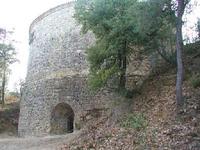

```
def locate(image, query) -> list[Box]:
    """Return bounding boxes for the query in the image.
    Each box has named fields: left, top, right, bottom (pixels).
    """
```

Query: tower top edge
left=29, top=1, right=76, bottom=34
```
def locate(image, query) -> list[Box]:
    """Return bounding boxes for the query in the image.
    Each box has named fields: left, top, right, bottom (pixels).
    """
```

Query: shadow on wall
left=50, top=103, right=74, bottom=135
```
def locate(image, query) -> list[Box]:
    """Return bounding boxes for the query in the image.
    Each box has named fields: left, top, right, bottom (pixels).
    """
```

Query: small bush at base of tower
left=120, top=113, right=147, bottom=130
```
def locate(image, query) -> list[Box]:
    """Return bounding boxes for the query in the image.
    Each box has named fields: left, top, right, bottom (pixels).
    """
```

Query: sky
left=0, top=0, right=199, bottom=91
left=0, top=0, right=72, bottom=91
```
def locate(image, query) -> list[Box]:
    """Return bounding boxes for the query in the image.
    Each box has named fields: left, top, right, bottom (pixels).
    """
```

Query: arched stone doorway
left=50, top=103, right=74, bottom=134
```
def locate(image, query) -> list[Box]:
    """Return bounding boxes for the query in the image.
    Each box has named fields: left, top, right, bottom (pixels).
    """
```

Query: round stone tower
left=18, top=2, right=111, bottom=137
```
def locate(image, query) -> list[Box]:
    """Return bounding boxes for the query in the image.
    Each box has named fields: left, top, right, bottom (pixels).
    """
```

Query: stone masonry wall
left=18, top=2, right=113, bottom=137
left=18, top=1, right=155, bottom=137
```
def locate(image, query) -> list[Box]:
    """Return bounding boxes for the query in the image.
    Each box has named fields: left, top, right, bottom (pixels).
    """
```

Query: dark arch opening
left=50, top=103, right=74, bottom=135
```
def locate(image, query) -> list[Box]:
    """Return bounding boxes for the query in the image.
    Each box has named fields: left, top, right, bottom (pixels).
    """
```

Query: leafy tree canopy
left=74, top=0, right=177, bottom=91
left=0, top=28, right=17, bottom=106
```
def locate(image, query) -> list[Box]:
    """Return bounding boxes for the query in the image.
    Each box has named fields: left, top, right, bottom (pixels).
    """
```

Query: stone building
left=18, top=2, right=113, bottom=137
left=18, top=1, right=155, bottom=137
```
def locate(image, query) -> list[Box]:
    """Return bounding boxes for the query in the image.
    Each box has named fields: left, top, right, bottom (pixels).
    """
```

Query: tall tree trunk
left=119, top=55, right=126, bottom=89
left=119, top=41, right=127, bottom=89
left=176, top=0, right=186, bottom=109
left=1, top=66, right=6, bottom=107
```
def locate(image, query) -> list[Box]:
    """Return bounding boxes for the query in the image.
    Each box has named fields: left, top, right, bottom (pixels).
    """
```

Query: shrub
left=184, top=41, right=200, bottom=55
left=190, top=74, right=200, bottom=88
left=121, top=113, right=147, bottom=130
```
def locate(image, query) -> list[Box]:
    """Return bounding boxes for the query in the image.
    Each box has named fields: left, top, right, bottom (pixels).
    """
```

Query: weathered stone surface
left=18, top=2, right=113, bottom=137
left=18, top=1, right=156, bottom=137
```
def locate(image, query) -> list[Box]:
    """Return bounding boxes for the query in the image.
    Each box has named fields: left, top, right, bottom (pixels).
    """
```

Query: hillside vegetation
left=0, top=95, right=19, bottom=138
left=62, top=41, right=200, bottom=149
left=66, top=0, right=200, bottom=148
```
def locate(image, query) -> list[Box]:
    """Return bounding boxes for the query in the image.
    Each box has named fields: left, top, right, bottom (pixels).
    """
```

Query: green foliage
left=8, top=92, right=20, bottom=98
left=132, top=0, right=176, bottom=65
left=116, top=88, right=138, bottom=99
left=0, top=28, right=17, bottom=106
left=197, top=18, right=200, bottom=39
left=190, top=73, right=200, bottom=88
left=121, top=113, right=148, bottom=130
left=75, top=0, right=177, bottom=90
left=0, top=28, right=17, bottom=69
left=184, top=41, right=200, bottom=55
left=75, top=0, right=140, bottom=90
left=88, top=64, right=118, bottom=90
left=0, top=43, right=16, bottom=65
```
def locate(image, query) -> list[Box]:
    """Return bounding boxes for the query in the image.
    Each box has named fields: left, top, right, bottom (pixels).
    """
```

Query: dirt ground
left=0, top=101, right=81, bottom=150
left=0, top=131, right=80, bottom=150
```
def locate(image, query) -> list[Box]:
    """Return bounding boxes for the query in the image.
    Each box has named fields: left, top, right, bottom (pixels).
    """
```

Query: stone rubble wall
left=18, top=1, right=156, bottom=137
left=18, top=2, right=114, bottom=137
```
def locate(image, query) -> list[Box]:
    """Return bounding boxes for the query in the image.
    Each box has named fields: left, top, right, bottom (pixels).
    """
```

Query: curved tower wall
left=27, top=3, right=92, bottom=82
left=18, top=2, right=111, bottom=137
